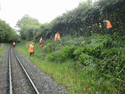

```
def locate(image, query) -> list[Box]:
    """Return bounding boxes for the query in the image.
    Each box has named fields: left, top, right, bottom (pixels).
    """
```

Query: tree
left=16, top=14, right=41, bottom=40
left=0, top=19, right=19, bottom=42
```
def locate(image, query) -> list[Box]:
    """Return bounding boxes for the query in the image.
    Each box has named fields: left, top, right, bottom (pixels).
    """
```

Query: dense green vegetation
left=16, top=0, right=125, bottom=41
left=1, top=0, right=125, bottom=93
left=0, top=5, right=19, bottom=42
left=16, top=14, right=41, bottom=40
left=0, top=19, right=19, bottom=43
left=16, top=33, right=124, bottom=94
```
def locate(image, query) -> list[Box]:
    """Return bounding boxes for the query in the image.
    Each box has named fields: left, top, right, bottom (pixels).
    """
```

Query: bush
left=62, top=36, right=85, bottom=46
left=46, top=46, right=76, bottom=62
left=45, top=52, right=56, bottom=62
left=42, top=43, right=54, bottom=53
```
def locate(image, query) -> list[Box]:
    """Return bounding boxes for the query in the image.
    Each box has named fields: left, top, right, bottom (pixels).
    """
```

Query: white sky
left=0, top=0, right=96, bottom=30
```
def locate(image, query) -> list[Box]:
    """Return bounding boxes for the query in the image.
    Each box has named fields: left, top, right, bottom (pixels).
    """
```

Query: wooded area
left=15, top=0, right=125, bottom=41
left=0, top=19, right=19, bottom=42
left=1, top=0, right=124, bottom=42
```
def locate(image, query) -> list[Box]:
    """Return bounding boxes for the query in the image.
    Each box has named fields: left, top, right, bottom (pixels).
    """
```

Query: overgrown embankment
left=16, top=33, right=125, bottom=94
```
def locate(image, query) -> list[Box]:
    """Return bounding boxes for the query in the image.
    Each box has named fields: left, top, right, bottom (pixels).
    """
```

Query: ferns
left=32, top=33, right=125, bottom=93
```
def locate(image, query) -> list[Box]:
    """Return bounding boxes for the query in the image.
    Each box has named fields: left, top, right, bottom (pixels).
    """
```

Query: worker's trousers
left=106, top=28, right=111, bottom=35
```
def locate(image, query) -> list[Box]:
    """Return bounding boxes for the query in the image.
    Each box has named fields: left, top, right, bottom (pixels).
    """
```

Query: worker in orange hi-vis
left=103, top=19, right=112, bottom=35
left=13, top=42, right=15, bottom=48
left=28, top=43, right=34, bottom=57
left=54, top=32, right=60, bottom=41
left=39, top=37, right=44, bottom=47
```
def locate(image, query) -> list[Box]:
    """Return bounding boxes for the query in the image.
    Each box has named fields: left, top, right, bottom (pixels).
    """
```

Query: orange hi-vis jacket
left=39, top=39, right=43, bottom=43
left=54, top=33, right=60, bottom=41
left=13, top=42, right=15, bottom=45
left=29, top=44, right=34, bottom=53
left=105, top=20, right=112, bottom=29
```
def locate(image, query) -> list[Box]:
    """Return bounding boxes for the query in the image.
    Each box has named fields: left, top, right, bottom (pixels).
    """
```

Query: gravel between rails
left=14, top=48, right=70, bottom=94
left=10, top=47, right=34, bottom=94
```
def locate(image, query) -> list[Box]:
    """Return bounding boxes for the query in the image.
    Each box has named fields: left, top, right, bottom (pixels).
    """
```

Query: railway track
left=8, top=47, right=40, bottom=94
left=0, top=46, right=69, bottom=94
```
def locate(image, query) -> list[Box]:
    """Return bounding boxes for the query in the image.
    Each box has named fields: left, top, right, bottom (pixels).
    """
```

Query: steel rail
left=13, top=50, right=40, bottom=94
left=9, top=47, right=13, bottom=94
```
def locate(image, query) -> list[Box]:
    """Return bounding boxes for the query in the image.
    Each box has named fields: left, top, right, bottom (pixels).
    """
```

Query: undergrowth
left=16, top=33, right=125, bottom=94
